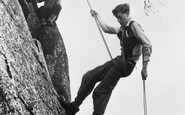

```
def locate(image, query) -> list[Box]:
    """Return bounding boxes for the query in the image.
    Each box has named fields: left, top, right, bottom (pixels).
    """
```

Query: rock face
left=0, top=0, right=70, bottom=114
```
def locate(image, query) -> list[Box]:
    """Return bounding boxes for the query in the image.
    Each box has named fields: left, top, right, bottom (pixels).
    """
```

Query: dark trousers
left=37, top=4, right=61, bottom=20
left=74, top=56, right=136, bottom=115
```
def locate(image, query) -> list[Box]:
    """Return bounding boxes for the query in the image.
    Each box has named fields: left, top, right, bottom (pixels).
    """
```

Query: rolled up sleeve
left=131, top=22, right=152, bottom=61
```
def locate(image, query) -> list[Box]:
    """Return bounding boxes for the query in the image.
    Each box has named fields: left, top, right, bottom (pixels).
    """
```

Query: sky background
left=54, top=0, right=185, bottom=115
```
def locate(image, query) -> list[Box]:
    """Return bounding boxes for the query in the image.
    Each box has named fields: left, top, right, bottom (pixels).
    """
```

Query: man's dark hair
left=112, top=3, right=130, bottom=16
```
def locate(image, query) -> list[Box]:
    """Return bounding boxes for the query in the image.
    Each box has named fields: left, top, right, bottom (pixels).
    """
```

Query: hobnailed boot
left=58, top=97, right=79, bottom=115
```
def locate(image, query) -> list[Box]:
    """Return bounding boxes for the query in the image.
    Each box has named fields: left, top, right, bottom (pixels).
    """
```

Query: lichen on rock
left=0, top=0, right=70, bottom=114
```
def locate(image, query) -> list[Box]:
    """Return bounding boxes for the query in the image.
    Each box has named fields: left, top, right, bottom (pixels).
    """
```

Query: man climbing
left=59, top=3, right=152, bottom=115
left=37, top=0, right=62, bottom=26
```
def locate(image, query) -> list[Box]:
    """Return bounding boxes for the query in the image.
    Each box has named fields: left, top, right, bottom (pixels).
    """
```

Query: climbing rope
left=143, top=80, right=147, bottom=115
left=87, top=0, right=113, bottom=59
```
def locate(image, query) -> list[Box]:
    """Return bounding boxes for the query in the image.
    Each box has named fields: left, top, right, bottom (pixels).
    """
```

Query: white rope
left=87, top=0, right=113, bottom=60
left=143, top=80, right=148, bottom=115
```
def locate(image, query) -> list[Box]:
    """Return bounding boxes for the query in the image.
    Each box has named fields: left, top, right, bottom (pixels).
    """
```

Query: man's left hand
left=141, top=68, right=148, bottom=80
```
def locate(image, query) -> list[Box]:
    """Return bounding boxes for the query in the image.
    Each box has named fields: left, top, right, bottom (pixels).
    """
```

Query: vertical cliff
left=0, top=0, right=70, bottom=114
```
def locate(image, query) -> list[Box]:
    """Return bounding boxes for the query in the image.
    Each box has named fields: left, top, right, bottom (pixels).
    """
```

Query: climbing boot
left=58, top=97, right=79, bottom=115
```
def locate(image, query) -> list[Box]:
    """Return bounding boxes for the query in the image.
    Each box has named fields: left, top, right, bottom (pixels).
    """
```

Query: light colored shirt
left=121, top=19, right=152, bottom=62
left=96, top=16, right=152, bottom=63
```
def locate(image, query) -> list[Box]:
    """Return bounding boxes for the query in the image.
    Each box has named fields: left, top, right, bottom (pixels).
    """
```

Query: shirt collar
left=121, top=18, right=132, bottom=30
left=125, top=18, right=132, bottom=27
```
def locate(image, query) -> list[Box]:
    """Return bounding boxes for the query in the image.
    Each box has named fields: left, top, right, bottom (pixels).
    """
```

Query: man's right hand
left=90, top=10, right=98, bottom=17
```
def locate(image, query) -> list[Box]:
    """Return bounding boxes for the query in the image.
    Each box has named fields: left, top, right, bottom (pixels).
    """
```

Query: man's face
left=115, top=12, right=128, bottom=26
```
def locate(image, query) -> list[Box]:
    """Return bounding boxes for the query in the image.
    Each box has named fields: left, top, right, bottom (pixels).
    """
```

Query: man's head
left=112, top=3, right=130, bottom=16
left=112, top=3, right=130, bottom=26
